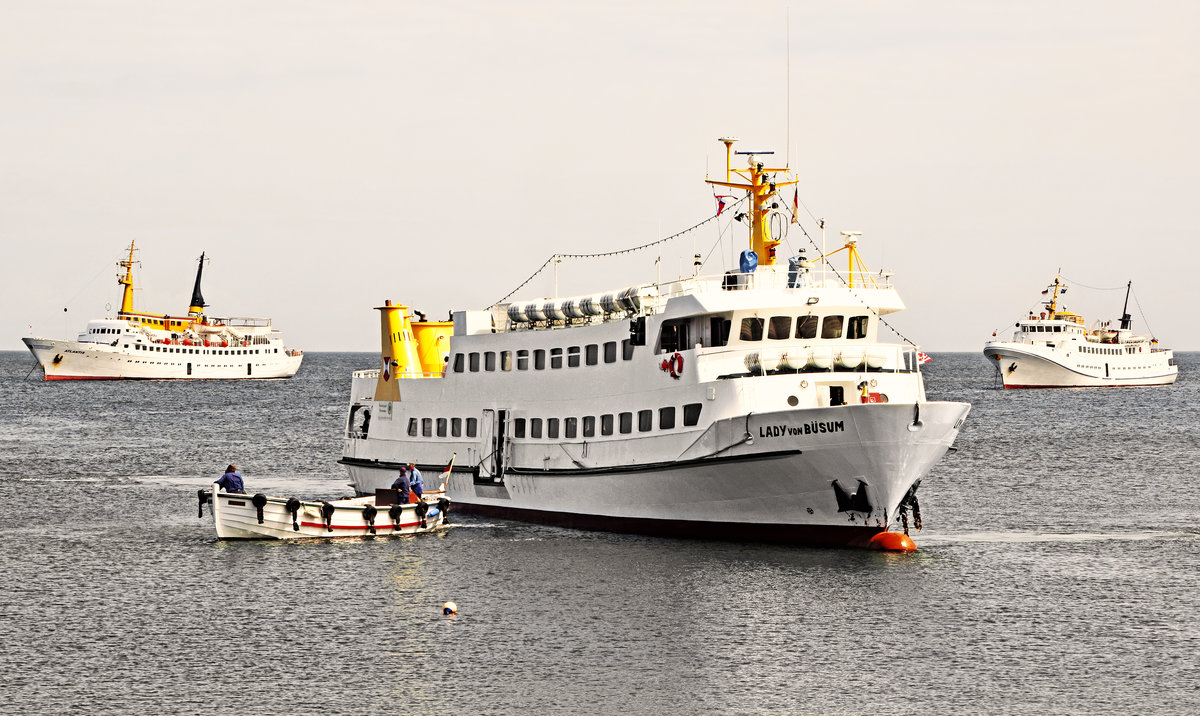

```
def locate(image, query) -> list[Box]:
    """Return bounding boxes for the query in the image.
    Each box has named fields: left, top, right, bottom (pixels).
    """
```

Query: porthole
left=787, top=395, right=799, bottom=407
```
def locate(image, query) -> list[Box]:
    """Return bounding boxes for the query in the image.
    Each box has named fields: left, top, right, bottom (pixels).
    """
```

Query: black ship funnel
left=189, top=252, right=207, bottom=313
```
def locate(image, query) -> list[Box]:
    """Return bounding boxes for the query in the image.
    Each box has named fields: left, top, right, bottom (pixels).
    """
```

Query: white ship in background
left=983, top=275, right=1176, bottom=388
left=339, top=138, right=970, bottom=549
left=23, top=243, right=303, bottom=380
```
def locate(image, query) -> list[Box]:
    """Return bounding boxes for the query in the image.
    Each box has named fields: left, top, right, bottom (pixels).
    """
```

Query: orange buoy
left=868, top=531, right=917, bottom=552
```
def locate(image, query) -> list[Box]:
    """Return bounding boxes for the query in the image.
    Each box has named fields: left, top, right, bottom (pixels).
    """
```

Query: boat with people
left=338, top=137, right=971, bottom=550
left=22, top=242, right=303, bottom=380
left=200, top=485, right=450, bottom=540
left=983, top=275, right=1177, bottom=388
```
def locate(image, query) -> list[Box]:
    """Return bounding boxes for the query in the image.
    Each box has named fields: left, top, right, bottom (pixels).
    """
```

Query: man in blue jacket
left=216, top=464, right=244, bottom=493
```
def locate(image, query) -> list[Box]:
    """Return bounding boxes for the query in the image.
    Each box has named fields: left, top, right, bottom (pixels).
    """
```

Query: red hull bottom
left=453, top=502, right=890, bottom=549
left=1004, top=382, right=1175, bottom=389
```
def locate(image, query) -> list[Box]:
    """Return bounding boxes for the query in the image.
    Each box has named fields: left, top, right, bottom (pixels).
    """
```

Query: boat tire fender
left=437, top=498, right=451, bottom=525
left=414, top=500, right=429, bottom=529
left=285, top=497, right=301, bottom=531
left=251, top=493, right=268, bottom=524
left=388, top=503, right=404, bottom=530
left=321, top=501, right=335, bottom=532
left=197, top=489, right=210, bottom=518
left=362, top=503, right=378, bottom=534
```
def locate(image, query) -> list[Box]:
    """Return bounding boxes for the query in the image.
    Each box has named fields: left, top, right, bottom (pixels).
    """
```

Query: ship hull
left=23, top=337, right=303, bottom=380
left=983, top=343, right=1176, bottom=388
left=343, top=401, right=969, bottom=547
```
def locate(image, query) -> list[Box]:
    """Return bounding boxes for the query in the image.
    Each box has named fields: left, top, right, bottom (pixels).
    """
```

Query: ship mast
left=1118, top=280, right=1133, bottom=330
left=116, top=242, right=138, bottom=315
left=706, top=137, right=797, bottom=267
left=1045, top=273, right=1064, bottom=317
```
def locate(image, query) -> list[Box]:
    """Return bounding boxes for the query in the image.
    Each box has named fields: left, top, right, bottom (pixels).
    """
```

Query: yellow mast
left=706, top=137, right=798, bottom=267
left=1046, top=274, right=1064, bottom=317
left=116, top=242, right=137, bottom=315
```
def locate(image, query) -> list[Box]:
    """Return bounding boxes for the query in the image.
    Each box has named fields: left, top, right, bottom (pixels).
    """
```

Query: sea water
left=1, top=351, right=1197, bottom=715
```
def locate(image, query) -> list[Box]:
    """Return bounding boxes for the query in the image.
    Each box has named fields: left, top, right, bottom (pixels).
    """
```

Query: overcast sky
left=3, top=0, right=1197, bottom=352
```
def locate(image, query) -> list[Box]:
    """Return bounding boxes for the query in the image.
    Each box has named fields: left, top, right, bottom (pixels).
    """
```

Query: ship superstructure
left=22, top=243, right=303, bottom=380
left=983, top=275, right=1176, bottom=388
left=339, top=139, right=970, bottom=547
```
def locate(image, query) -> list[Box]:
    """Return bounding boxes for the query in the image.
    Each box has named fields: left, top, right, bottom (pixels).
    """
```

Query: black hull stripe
left=452, top=502, right=886, bottom=548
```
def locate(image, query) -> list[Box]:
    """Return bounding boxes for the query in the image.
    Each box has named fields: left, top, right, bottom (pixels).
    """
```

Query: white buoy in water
left=442, top=601, right=458, bottom=615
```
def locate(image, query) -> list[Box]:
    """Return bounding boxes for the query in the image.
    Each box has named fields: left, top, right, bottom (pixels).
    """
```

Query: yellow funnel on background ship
left=375, top=301, right=423, bottom=401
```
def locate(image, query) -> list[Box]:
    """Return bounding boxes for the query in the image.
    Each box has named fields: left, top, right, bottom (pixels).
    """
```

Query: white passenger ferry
left=339, top=138, right=970, bottom=548
left=983, top=275, right=1176, bottom=388
left=22, top=243, right=303, bottom=380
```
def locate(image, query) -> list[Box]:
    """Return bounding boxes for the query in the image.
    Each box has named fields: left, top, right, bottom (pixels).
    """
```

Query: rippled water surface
left=2, top=351, right=1198, bottom=714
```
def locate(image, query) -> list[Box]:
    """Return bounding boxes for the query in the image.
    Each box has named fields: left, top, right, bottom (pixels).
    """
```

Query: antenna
left=786, top=6, right=791, bottom=168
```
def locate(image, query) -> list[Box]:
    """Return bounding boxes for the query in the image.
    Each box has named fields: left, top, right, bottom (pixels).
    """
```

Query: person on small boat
left=391, top=467, right=411, bottom=504
left=216, top=464, right=244, bottom=493
left=408, top=462, right=423, bottom=499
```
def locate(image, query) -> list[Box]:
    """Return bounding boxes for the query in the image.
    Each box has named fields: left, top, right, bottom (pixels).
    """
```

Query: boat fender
left=361, top=504, right=378, bottom=534
left=388, top=503, right=404, bottom=530
left=285, top=497, right=301, bottom=531
left=414, top=500, right=429, bottom=529
left=196, top=489, right=210, bottom=518
left=437, top=498, right=451, bottom=525
left=321, top=501, right=335, bottom=532
left=251, top=493, right=268, bottom=524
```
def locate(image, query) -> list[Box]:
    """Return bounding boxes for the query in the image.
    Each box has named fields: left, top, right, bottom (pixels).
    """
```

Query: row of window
left=656, top=313, right=870, bottom=353
left=1080, top=345, right=1133, bottom=356
left=90, top=327, right=128, bottom=334
left=453, top=340, right=635, bottom=373
left=405, top=404, right=703, bottom=440
left=134, top=344, right=276, bottom=356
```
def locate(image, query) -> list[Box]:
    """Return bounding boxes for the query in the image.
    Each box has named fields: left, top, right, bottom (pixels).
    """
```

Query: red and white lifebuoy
left=659, top=352, right=684, bottom=379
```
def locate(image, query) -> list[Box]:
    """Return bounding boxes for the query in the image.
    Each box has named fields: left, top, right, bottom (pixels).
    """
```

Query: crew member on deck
left=216, top=464, right=244, bottom=493
left=391, top=467, right=411, bottom=504
left=408, top=462, right=423, bottom=499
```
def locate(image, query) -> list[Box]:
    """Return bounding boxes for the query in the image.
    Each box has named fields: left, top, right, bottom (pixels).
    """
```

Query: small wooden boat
left=199, top=486, right=450, bottom=540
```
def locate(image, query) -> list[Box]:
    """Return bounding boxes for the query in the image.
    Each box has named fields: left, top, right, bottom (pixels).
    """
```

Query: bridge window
left=421, top=418, right=432, bottom=437
left=530, top=418, right=543, bottom=439
left=408, top=419, right=418, bottom=436
left=847, top=316, right=869, bottom=340
left=659, top=406, right=676, bottom=430
left=550, top=348, right=563, bottom=369
left=683, top=403, right=703, bottom=427
left=601, top=414, right=614, bottom=436
left=638, top=410, right=653, bottom=432
left=768, top=316, right=792, bottom=340
left=740, top=317, right=764, bottom=341
left=586, top=344, right=599, bottom=365
left=436, top=418, right=447, bottom=437
left=501, top=351, right=512, bottom=371
left=451, top=418, right=462, bottom=437
left=485, top=352, right=496, bottom=371
left=619, top=412, right=633, bottom=434
left=469, top=353, right=480, bottom=372
left=604, top=341, right=617, bottom=363
left=534, top=349, right=546, bottom=370
left=658, top=319, right=690, bottom=353
left=547, top=418, right=559, bottom=439
left=821, top=315, right=843, bottom=339
left=513, top=418, right=526, bottom=439
left=582, top=416, right=595, bottom=438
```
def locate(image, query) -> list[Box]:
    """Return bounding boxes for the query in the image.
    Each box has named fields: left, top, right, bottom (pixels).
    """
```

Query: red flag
left=917, top=352, right=932, bottom=364
left=715, top=195, right=730, bottom=216
left=791, top=188, right=799, bottom=224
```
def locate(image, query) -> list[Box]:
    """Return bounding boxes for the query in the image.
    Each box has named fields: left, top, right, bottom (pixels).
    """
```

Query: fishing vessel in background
left=338, top=137, right=971, bottom=549
left=22, top=243, right=303, bottom=380
left=983, top=275, right=1176, bottom=388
